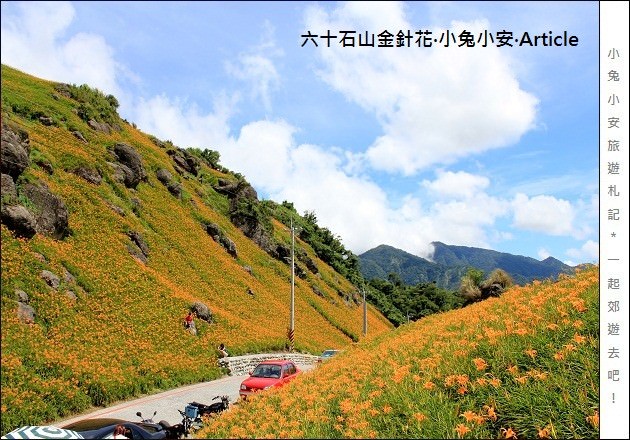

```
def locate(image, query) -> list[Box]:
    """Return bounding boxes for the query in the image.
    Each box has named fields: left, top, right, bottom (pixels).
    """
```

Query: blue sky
left=1, top=1, right=600, bottom=264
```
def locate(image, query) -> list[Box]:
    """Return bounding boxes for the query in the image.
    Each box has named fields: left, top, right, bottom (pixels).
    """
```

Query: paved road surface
left=57, top=363, right=315, bottom=428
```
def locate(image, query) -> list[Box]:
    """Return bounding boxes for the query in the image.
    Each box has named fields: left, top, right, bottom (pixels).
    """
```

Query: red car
left=239, top=360, right=301, bottom=399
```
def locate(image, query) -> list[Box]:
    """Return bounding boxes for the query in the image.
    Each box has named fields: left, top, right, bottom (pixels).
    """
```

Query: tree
left=200, top=149, right=221, bottom=169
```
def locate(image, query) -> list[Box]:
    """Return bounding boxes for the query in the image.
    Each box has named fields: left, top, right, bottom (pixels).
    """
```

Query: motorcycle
left=188, top=395, right=230, bottom=417
left=175, top=396, right=230, bottom=437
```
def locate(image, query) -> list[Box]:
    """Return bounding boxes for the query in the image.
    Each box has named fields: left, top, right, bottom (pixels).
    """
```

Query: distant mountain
left=359, top=242, right=574, bottom=290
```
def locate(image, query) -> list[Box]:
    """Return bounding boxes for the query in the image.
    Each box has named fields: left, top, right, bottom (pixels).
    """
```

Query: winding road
left=55, top=359, right=316, bottom=428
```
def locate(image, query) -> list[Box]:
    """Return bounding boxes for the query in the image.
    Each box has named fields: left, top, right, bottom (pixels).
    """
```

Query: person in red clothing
left=184, top=311, right=194, bottom=329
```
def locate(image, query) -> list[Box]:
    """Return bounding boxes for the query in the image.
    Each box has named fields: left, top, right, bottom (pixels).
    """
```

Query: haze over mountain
left=359, top=242, right=574, bottom=290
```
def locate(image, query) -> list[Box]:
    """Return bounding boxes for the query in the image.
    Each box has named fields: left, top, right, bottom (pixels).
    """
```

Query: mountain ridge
left=359, top=242, right=574, bottom=289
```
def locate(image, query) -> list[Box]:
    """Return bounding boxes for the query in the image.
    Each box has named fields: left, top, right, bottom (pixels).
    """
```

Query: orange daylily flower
left=413, top=412, right=427, bottom=422
left=484, top=405, right=497, bottom=421
left=461, top=411, right=476, bottom=422
left=573, top=333, right=586, bottom=344
left=586, top=411, right=599, bottom=428
left=473, top=358, right=488, bottom=371
left=501, top=427, right=518, bottom=438
left=524, top=348, right=537, bottom=359
left=455, top=424, right=471, bottom=438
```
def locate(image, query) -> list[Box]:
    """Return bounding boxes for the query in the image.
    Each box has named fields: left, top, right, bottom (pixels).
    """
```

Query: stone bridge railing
left=218, top=353, right=320, bottom=376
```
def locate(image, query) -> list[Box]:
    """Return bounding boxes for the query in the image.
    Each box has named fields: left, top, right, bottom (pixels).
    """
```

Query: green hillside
left=0, top=65, right=393, bottom=433
left=201, top=266, right=599, bottom=439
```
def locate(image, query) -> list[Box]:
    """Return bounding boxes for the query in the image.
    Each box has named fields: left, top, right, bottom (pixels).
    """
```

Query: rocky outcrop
left=0, top=205, right=37, bottom=238
left=203, top=222, right=238, bottom=258
left=155, top=168, right=183, bottom=198
left=71, top=167, right=102, bottom=185
left=110, top=143, right=147, bottom=189
left=126, top=231, right=149, bottom=263
left=15, top=289, right=29, bottom=303
left=166, top=148, right=201, bottom=176
left=1, top=173, right=17, bottom=201
left=190, top=301, right=213, bottom=323
left=17, top=302, right=36, bottom=324
left=72, top=130, right=88, bottom=143
left=87, top=119, right=121, bottom=134
left=1, top=121, right=30, bottom=179
left=22, top=183, right=70, bottom=239
left=34, top=158, right=53, bottom=175
left=41, top=270, right=61, bottom=289
left=213, top=179, right=258, bottom=202
left=298, top=251, right=319, bottom=274
left=156, top=168, right=172, bottom=185
left=1, top=122, right=70, bottom=240
left=39, top=116, right=54, bottom=126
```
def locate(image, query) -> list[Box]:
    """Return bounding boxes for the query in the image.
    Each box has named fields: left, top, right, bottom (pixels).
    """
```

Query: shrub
left=65, top=83, right=120, bottom=125
left=483, top=268, right=514, bottom=290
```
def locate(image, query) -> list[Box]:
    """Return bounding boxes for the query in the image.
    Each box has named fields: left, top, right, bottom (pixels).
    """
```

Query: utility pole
left=362, top=285, right=367, bottom=336
left=288, top=217, right=295, bottom=352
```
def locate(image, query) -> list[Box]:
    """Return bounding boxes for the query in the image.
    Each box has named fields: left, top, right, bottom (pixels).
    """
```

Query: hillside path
left=55, top=355, right=317, bottom=428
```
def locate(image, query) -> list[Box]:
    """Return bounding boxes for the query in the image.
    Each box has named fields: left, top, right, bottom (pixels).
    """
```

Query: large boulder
left=231, top=214, right=274, bottom=254
left=155, top=168, right=183, bottom=198
left=166, top=149, right=200, bottom=176
left=167, top=182, right=182, bottom=198
left=213, top=179, right=258, bottom=202
left=220, top=235, right=238, bottom=258
left=72, top=130, right=88, bottom=143
left=22, top=183, right=70, bottom=239
left=0, top=204, right=37, bottom=238
left=111, top=143, right=147, bottom=189
left=203, top=222, right=238, bottom=258
left=127, top=231, right=149, bottom=262
left=273, top=243, right=292, bottom=264
left=71, top=166, right=102, bottom=185
left=190, top=301, right=213, bottom=323
left=15, top=289, right=29, bottom=303
left=17, top=302, right=36, bottom=324
left=1, top=121, right=30, bottom=179
left=204, top=222, right=222, bottom=238
left=1, top=173, right=17, bottom=201
left=41, top=270, right=61, bottom=289
left=88, top=119, right=111, bottom=134
left=156, top=168, right=172, bottom=185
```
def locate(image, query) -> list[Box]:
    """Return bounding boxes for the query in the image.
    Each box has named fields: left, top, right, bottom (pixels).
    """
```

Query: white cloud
left=133, top=93, right=234, bottom=149
left=538, top=248, right=551, bottom=260
left=224, top=20, right=281, bottom=113
left=1, top=1, right=123, bottom=98
left=1, top=1, right=594, bottom=265
left=133, top=92, right=511, bottom=258
left=422, top=170, right=489, bottom=199
left=304, top=2, right=538, bottom=176
left=511, top=193, right=575, bottom=236
left=566, top=240, right=598, bottom=263
left=225, top=54, right=279, bottom=113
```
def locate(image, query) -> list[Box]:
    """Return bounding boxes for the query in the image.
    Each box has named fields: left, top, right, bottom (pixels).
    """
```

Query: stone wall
left=218, top=353, right=320, bottom=376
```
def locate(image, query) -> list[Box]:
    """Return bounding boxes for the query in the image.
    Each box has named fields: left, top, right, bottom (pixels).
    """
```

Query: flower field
left=200, top=266, right=599, bottom=439
left=0, top=65, right=392, bottom=434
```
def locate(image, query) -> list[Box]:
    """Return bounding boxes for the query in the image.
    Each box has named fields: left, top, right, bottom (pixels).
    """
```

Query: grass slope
left=201, top=266, right=599, bottom=439
left=0, top=65, right=392, bottom=433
